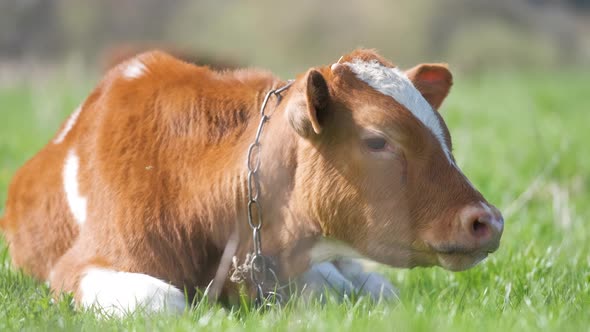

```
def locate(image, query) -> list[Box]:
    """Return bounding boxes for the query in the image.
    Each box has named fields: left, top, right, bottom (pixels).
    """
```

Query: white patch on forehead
left=63, top=149, right=87, bottom=225
left=346, top=59, right=453, bottom=163
left=123, top=58, right=147, bottom=79
left=53, top=106, right=82, bottom=144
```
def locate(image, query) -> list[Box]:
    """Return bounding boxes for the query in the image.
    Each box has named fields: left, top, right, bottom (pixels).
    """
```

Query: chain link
left=246, top=80, right=294, bottom=306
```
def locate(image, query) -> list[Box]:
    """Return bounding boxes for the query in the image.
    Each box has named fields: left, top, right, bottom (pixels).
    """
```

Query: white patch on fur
left=80, top=268, right=186, bottom=317
left=300, top=259, right=398, bottom=302
left=53, top=106, right=82, bottom=144
left=346, top=59, right=453, bottom=163
left=299, top=261, right=356, bottom=299
left=304, top=239, right=398, bottom=301
left=334, top=258, right=398, bottom=301
left=309, top=238, right=364, bottom=263
left=47, top=269, right=55, bottom=285
left=123, top=59, right=147, bottom=79
left=63, top=150, right=87, bottom=225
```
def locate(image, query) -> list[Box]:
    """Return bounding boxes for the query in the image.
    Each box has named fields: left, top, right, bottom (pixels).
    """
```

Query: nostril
left=458, top=204, right=503, bottom=252
left=471, top=219, right=489, bottom=238
left=460, top=204, right=504, bottom=246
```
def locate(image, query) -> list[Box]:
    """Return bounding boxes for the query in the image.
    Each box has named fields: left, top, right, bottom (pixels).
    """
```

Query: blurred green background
left=0, top=0, right=589, bottom=80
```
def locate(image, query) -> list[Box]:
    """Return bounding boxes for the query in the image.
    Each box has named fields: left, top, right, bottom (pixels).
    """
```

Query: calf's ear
left=405, top=64, right=453, bottom=111
left=287, top=69, right=330, bottom=137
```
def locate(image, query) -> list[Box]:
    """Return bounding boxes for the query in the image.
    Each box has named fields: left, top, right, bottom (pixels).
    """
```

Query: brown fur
left=0, top=49, right=502, bottom=304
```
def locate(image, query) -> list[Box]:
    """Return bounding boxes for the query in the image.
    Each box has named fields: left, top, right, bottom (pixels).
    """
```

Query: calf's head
left=283, top=50, right=503, bottom=271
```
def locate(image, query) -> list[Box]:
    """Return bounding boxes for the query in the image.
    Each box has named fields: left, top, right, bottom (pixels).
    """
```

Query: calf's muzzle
left=458, top=203, right=504, bottom=253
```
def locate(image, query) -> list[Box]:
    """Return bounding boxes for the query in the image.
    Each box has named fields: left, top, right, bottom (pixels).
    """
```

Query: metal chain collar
left=246, top=80, right=294, bottom=306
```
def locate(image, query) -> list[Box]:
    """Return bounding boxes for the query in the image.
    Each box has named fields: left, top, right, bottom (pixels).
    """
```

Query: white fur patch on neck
left=63, top=149, right=87, bottom=225
left=299, top=261, right=356, bottom=298
left=304, top=241, right=399, bottom=301
left=346, top=59, right=453, bottom=163
left=53, top=106, right=82, bottom=144
left=123, top=58, right=147, bottom=79
left=309, top=238, right=364, bottom=263
left=80, top=268, right=186, bottom=317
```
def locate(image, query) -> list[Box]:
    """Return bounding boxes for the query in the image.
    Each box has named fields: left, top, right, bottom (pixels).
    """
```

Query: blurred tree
left=58, top=0, right=187, bottom=58
left=429, top=0, right=582, bottom=70
left=0, top=0, right=587, bottom=72
left=0, top=0, right=62, bottom=58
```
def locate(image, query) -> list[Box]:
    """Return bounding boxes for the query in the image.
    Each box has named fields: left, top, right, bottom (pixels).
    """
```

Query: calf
left=0, top=49, right=503, bottom=315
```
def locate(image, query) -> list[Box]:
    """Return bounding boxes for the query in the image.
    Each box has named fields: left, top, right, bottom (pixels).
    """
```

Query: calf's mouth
left=426, top=242, right=497, bottom=271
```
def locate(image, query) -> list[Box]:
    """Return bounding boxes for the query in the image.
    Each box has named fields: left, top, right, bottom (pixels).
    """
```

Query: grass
left=0, top=68, right=589, bottom=331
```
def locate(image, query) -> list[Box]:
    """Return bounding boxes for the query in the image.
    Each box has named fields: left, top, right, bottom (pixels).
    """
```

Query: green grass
left=1, top=69, right=589, bottom=331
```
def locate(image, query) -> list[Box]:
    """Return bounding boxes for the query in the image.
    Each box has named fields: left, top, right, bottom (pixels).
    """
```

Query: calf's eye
left=364, top=137, right=387, bottom=151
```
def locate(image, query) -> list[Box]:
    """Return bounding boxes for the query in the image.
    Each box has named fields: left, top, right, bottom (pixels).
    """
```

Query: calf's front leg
left=49, top=248, right=186, bottom=317
left=298, top=258, right=398, bottom=302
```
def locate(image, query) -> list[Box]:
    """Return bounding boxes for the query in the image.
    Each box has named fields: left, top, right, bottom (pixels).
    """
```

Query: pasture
left=0, top=68, right=588, bottom=331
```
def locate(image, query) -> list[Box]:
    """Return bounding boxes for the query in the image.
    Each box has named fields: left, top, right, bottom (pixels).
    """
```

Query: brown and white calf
left=0, top=49, right=503, bottom=315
